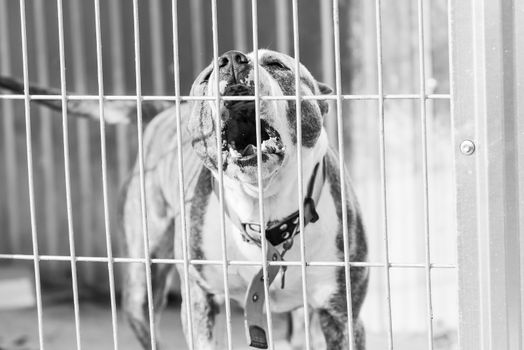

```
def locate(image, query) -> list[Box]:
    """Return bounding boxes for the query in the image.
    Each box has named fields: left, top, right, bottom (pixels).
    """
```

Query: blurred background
left=0, top=0, right=456, bottom=349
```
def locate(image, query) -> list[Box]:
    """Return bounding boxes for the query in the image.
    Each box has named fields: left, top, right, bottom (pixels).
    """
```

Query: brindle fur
left=120, top=50, right=368, bottom=350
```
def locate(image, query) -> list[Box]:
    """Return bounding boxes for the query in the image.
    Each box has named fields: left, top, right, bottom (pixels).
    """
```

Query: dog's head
left=188, top=49, right=332, bottom=185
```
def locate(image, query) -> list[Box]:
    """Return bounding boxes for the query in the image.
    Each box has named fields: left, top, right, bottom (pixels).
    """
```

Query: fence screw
left=460, top=140, right=475, bottom=155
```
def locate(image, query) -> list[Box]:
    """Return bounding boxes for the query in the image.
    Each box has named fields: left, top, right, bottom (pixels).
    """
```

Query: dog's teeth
left=261, top=140, right=268, bottom=152
left=261, top=139, right=276, bottom=153
left=260, top=136, right=281, bottom=153
left=229, top=146, right=242, bottom=159
left=219, top=80, right=228, bottom=94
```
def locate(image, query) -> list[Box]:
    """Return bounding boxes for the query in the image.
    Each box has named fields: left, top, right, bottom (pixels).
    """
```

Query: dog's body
left=0, top=49, right=368, bottom=350
left=121, top=50, right=368, bottom=350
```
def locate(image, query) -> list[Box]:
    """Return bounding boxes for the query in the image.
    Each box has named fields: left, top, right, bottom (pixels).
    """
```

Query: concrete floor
left=0, top=301, right=456, bottom=350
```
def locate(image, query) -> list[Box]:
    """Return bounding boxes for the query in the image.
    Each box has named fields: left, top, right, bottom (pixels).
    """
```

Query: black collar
left=213, top=155, right=327, bottom=247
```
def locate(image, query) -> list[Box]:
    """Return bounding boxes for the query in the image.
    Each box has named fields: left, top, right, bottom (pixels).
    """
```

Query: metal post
left=332, top=1, right=355, bottom=347
left=210, top=1, right=234, bottom=348
left=415, top=0, right=435, bottom=347
left=291, top=0, right=311, bottom=347
left=374, top=0, right=394, bottom=348
left=250, top=1, right=276, bottom=348
left=56, top=0, right=83, bottom=347
left=131, top=1, right=158, bottom=348
left=517, top=0, right=524, bottom=341
left=450, top=0, right=523, bottom=348
left=171, top=1, right=195, bottom=349
left=93, top=0, right=119, bottom=348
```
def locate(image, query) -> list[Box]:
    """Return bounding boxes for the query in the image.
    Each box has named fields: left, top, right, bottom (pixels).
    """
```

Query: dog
left=0, top=49, right=368, bottom=350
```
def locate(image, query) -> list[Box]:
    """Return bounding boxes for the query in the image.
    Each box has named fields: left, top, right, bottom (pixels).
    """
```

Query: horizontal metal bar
left=0, top=93, right=451, bottom=101
left=0, top=253, right=456, bottom=268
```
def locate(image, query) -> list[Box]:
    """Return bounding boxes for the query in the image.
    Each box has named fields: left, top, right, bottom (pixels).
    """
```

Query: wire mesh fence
left=0, top=0, right=466, bottom=349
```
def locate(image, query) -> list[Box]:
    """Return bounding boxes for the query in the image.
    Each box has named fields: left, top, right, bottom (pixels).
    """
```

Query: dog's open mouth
left=221, top=84, right=285, bottom=167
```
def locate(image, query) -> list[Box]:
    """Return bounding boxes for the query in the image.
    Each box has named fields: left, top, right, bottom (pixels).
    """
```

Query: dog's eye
left=265, top=61, right=288, bottom=70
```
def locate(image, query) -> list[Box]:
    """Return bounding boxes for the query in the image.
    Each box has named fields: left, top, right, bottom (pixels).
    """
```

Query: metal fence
left=0, top=0, right=522, bottom=349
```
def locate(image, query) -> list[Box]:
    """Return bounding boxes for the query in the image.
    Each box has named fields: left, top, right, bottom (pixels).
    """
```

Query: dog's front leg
left=121, top=176, right=176, bottom=350
left=317, top=309, right=365, bottom=350
left=288, top=308, right=326, bottom=350
left=122, top=222, right=175, bottom=349
left=178, top=272, right=220, bottom=350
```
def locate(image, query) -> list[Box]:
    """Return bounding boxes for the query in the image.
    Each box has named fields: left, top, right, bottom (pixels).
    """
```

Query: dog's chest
left=194, top=180, right=341, bottom=312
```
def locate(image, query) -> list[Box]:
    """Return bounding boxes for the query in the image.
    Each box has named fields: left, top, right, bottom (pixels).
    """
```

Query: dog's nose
left=218, top=50, right=249, bottom=70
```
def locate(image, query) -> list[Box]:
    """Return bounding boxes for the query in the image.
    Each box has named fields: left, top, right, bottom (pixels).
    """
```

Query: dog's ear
left=317, top=82, right=333, bottom=115
left=318, top=82, right=333, bottom=95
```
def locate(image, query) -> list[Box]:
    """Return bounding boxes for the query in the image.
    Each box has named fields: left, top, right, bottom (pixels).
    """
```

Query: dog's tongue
left=242, top=144, right=256, bottom=156
left=224, top=116, right=256, bottom=148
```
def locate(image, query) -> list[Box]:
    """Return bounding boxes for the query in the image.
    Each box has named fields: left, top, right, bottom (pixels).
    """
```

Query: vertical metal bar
left=320, top=0, right=337, bottom=145
left=416, top=0, right=434, bottom=348
left=374, top=0, right=394, bottom=348
left=490, top=0, right=524, bottom=349
left=274, top=0, right=290, bottom=54
left=422, top=0, right=435, bottom=121
left=500, top=2, right=523, bottom=347
left=250, top=2, right=276, bottom=349
left=517, top=0, right=524, bottom=341
left=33, top=0, right=58, bottom=262
left=290, top=1, right=311, bottom=349
left=131, top=1, right=158, bottom=348
left=149, top=0, right=166, bottom=94
left=190, top=0, right=205, bottom=76
left=18, top=1, right=45, bottom=348
left=232, top=0, right=248, bottom=52
left=332, top=1, right=355, bottom=348
left=448, top=0, right=481, bottom=346
left=0, top=0, right=20, bottom=253
left=210, top=1, right=234, bottom=348
left=170, top=1, right=195, bottom=349
left=56, top=0, right=83, bottom=348
left=70, top=0, right=94, bottom=283
left=477, top=1, right=507, bottom=340
left=107, top=0, right=130, bottom=181
left=93, top=1, right=119, bottom=349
